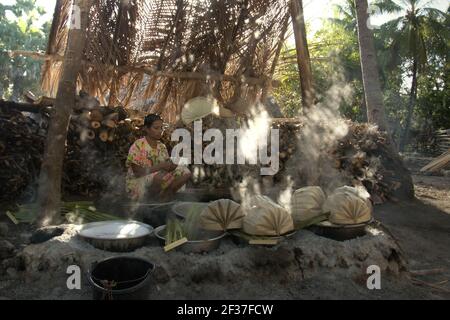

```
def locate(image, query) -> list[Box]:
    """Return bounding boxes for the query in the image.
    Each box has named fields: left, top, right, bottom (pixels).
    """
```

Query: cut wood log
left=90, top=121, right=101, bottom=129
left=420, top=150, right=450, bottom=173
left=24, top=91, right=38, bottom=103
left=84, top=129, right=96, bottom=140
left=89, top=109, right=103, bottom=122
left=36, top=96, right=56, bottom=106
left=99, top=130, right=109, bottom=143
left=105, top=112, right=119, bottom=122
left=108, top=132, right=115, bottom=142
left=0, top=100, right=50, bottom=113
left=102, top=119, right=117, bottom=129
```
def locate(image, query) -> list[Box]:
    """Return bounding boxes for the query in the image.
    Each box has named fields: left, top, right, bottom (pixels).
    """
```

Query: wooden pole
left=290, top=0, right=315, bottom=110
left=10, top=50, right=280, bottom=88
left=36, top=0, right=92, bottom=227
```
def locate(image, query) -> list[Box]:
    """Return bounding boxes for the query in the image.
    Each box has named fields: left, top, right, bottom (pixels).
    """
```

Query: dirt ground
left=413, top=175, right=450, bottom=215
left=0, top=158, right=449, bottom=300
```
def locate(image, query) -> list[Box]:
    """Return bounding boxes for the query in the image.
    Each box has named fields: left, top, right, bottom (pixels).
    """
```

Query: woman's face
left=146, top=120, right=164, bottom=140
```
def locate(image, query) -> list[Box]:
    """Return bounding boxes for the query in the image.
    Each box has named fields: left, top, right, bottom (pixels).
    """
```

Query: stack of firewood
left=330, top=122, right=392, bottom=203
left=0, top=97, right=146, bottom=201
left=180, top=119, right=404, bottom=203
left=69, top=107, right=130, bottom=144
left=0, top=98, right=410, bottom=204
left=272, top=121, right=302, bottom=183
left=168, top=117, right=302, bottom=190
left=63, top=106, right=144, bottom=198
left=0, top=106, right=45, bottom=203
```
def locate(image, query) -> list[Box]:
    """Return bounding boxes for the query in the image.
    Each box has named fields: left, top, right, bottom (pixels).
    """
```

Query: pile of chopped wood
left=0, top=98, right=146, bottom=203
left=183, top=119, right=411, bottom=204
left=0, top=106, right=46, bottom=203
left=63, top=106, right=141, bottom=198
left=272, top=120, right=302, bottom=183
left=331, top=122, right=409, bottom=203
left=0, top=100, right=412, bottom=204
left=165, top=117, right=303, bottom=190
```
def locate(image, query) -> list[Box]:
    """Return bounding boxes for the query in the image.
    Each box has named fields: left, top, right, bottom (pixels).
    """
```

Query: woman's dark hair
left=144, top=114, right=163, bottom=128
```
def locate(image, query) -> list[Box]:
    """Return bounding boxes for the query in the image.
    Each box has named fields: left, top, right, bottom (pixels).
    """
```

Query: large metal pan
left=79, top=221, right=154, bottom=252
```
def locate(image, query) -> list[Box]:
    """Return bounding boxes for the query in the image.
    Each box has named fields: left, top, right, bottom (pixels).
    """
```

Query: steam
left=285, top=80, right=354, bottom=195
left=232, top=78, right=356, bottom=210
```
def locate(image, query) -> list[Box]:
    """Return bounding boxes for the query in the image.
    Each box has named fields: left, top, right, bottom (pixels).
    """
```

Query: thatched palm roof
left=42, top=0, right=290, bottom=122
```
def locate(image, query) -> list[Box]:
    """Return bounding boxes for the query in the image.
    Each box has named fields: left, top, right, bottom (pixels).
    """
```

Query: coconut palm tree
left=290, top=0, right=315, bottom=110
left=354, top=0, right=415, bottom=200
left=354, top=0, right=390, bottom=132
left=375, top=0, right=448, bottom=150
left=331, top=0, right=358, bottom=31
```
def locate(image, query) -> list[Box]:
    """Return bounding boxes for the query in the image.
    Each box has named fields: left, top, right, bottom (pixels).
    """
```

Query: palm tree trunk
left=290, top=0, right=315, bottom=110
left=355, top=0, right=414, bottom=200
left=354, top=0, right=389, bottom=132
left=36, top=0, right=92, bottom=227
left=400, top=59, right=418, bottom=151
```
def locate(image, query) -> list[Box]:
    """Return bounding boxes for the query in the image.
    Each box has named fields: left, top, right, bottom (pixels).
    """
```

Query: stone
left=2, top=256, right=25, bottom=271
left=153, top=266, right=170, bottom=284
left=6, top=268, right=18, bottom=279
left=30, top=226, right=66, bottom=244
left=0, top=222, right=8, bottom=237
left=0, top=240, right=15, bottom=260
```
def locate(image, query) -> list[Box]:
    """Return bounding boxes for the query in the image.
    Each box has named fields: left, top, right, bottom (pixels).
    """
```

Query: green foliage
left=274, top=0, right=449, bottom=153
left=0, top=0, right=50, bottom=100
left=274, top=1, right=366, bottom=121
left=272, top=48, right=303, bottom=117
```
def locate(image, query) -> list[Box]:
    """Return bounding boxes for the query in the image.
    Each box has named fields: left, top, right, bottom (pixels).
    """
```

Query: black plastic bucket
left=88, top=256, right=155, bottom=300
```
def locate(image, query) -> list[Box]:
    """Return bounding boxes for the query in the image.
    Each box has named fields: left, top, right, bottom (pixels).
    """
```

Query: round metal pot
left=154, top=225, right=226, bottom=254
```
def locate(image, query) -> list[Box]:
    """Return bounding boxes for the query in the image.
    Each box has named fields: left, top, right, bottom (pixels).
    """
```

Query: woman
left=126, top=114, right=191, bottom=202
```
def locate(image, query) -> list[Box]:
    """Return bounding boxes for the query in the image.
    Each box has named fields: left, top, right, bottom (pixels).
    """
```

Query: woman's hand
left=131, top=161, right=177, bottom=178
left=159, top=161, right=177, bottom=172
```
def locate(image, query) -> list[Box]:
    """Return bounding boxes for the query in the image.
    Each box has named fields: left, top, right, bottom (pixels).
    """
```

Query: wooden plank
left=249, top=239, right=279, bottom=245
left=6, top=211, right=19, bottom=225
left=420, top=150, right=450, bottom=172
left=164, top=237, right=188, bottom=252
left=436, top=129, right=450, bottom=134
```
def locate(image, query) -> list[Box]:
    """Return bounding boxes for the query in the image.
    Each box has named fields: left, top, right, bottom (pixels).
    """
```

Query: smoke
left=287, top=80, right=353, bottom=194
left=232, top=77, right=356, bottom=209
left=230, top=105, right=282, bottom=206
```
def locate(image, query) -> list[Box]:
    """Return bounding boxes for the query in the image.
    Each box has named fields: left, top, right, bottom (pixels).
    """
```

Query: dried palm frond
left=42, top=0, right=290, bottom=122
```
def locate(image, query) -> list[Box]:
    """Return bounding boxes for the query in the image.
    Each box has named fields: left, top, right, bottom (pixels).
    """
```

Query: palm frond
left=372, top=0, right=403, bottom=14
left=41, top=0, right=291, bottom=122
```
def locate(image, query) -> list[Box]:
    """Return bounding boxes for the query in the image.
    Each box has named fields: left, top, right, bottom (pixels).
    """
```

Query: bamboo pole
left=9, top=50, right=280, bottom=87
